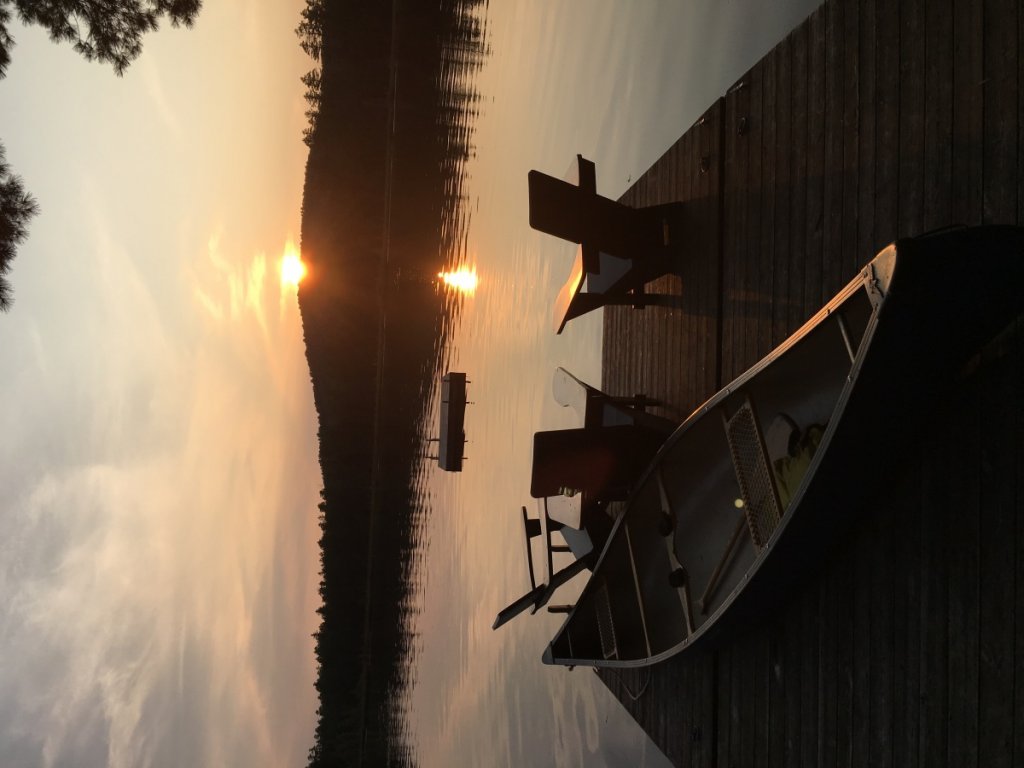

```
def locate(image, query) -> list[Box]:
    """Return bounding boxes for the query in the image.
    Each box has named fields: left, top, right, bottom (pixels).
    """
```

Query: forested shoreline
left=295, top=1, right=486, bottom=765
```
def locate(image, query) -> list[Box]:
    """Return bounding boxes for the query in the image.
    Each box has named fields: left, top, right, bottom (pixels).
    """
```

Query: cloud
left=141, top=56, right=184, bottom=145
left=0, top=217, right=321, bottom=766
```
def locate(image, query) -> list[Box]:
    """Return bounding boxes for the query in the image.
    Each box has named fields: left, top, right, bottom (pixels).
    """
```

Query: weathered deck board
left=923, top=0, right=954, bottom=231
left=952, top=0, right=984, bottom=227
left=720, top=75, right=750, bottom=385
left=898, top=0, right=926, bottom=239
left=867, top=494, right=894, bottom=768
left=780, top=596, right=802, bottom=768
left=822, top=5, right=846, bottom=764
left=822, top=0, right=845, bottom=300
left=799, top=589, right=820, bottom=768
left=874, top=0, right=899, bottom=243
left=1014, top=318, right=1024, bottom=768
left=770, top=36, right=794, bottom=351
left=840, top=0, right=861, bottom=285
left=594, top=0, right=1024, bottom=764
left=855, top=0, right=876, bottom=281
left=788, top=23, right=810, bottom=337
left=919, top=4, right=954, bottom=767
left=816, top=549, right=839, bottom=768
left=919, top=408, right=950, bottom=765
left=983, top=0, right=1018, bottom=224
left=805, top=6, right=827, bottom=311
left=947, top=364, right=981, bottom=768
left=978, top=326, right=1018, bottom=768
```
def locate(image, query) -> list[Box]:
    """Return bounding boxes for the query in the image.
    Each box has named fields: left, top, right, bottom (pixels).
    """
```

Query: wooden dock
left=598, top=0, right=1023, bottom=765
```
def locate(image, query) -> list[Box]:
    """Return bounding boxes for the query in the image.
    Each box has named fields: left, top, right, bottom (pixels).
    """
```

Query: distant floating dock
left=438, top=372, right=468, bottom=471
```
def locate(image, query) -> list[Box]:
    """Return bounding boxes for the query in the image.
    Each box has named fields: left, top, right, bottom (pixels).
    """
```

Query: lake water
left=401, top=3, right=822, bottom=765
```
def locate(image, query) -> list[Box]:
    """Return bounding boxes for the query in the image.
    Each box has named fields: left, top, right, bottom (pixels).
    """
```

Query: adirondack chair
left=491, top=502, right=600, bottom=630
left=528, top=155, right=685, bottom=333
left=493, top=371, right=679, bottom=631
left=493, top=425, right=668, bottom=630
left=530, top=425, right=667, bottom=502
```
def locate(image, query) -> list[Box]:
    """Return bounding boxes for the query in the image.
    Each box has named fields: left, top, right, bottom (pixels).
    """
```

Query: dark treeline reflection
left=296, top=0, right=487, bottom=765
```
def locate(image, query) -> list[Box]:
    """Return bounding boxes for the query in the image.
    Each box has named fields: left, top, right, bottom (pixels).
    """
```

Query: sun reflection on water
left=437, top=267, right=478, bottom=295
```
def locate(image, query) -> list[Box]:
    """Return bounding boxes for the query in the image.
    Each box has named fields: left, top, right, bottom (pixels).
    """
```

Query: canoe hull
left=545, top=226, right=1024, bottom=668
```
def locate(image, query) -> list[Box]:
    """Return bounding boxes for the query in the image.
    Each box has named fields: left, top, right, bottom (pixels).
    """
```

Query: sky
left=0, top=2, right=323, bottom=766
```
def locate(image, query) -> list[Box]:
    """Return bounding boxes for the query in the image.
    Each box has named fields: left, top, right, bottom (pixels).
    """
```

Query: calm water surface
left=402, top=3, right=821, bottom=765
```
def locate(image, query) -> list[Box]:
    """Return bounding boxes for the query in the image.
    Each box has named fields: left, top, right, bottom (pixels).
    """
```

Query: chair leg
left=521, top=506, right=542, bottom=590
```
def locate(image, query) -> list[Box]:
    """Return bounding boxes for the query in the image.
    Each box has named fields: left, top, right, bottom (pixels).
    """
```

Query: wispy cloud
left=0, top=211, right=321, bottom=766
left=141, top=56, right=184, bottom=145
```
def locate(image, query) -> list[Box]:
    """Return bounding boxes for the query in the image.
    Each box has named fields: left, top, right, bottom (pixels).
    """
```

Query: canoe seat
left=722, top=396, right=783, bottom=550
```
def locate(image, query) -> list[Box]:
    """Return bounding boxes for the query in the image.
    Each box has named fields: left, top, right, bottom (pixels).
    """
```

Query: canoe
left=543, top=226, right=1024, bottom=668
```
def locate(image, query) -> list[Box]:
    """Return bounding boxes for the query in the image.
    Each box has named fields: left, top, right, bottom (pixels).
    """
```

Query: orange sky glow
left=0, top=2, right=323, bottom=765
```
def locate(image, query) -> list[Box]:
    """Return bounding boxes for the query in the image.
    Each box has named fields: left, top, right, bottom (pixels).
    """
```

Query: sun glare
left=437, top=267, right=478, bottom=295
left=281, top=245, right=306, bottom=287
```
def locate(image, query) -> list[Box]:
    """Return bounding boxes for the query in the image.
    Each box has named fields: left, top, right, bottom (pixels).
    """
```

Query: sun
left=281, top=245, right=306, bottom=287
left=437, top=267, right=478, bottom=295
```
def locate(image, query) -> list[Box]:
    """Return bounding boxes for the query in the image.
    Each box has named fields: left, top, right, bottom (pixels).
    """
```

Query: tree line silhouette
left=295, top=0, right=487, bottom=765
